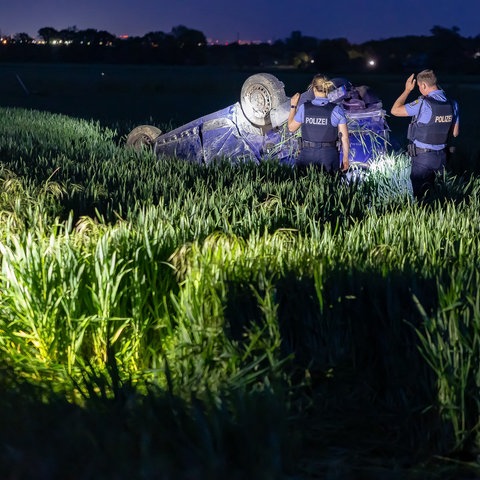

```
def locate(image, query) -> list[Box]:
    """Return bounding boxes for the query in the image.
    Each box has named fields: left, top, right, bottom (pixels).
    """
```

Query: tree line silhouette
left=1, top=24, right=479, bottom=73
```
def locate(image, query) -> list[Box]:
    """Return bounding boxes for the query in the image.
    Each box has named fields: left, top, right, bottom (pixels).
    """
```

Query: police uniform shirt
left=294, top=98, right=347, bottom=127
left=405, top=90, right=459, bottom=150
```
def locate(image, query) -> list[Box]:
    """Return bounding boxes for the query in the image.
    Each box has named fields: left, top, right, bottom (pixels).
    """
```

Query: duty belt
left=301, top=140, right=336, bottom=148
left=415, top=146, right=445, bottom=153
left=408, top=143, right=445, bottom=156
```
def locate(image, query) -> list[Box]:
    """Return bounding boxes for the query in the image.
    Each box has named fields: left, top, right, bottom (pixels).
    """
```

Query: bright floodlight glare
left=368, top=153, right=395, bottom=172
left=368, top=59, right=376, bottom=67
left=359, top=152, right=414, bottom=201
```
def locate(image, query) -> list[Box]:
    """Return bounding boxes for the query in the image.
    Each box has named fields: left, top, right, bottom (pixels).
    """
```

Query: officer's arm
left=390, top=100, right=409, bottom=117
left=391, top=74, right=416, bottom=117
left=288, top=93, right=301, bottom=132
left=391, top=90, right=412, bottom=117
left=452, top=122, right=459, bottom=137
left=288, top=117, right=301, bottom=133
left=452, top=103, right=460, bottom=137
left=338, top=123, right=350, bottom=171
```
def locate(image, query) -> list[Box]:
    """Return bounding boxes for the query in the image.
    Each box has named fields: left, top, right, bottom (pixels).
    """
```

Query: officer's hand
left=290, top=93, right=300, bottom=108
left=341, top=159, right=349, bottom=172
left=405, top=74, right=416, bottom=92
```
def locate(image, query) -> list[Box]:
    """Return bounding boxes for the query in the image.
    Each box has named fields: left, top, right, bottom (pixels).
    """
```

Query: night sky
left=1, top=0, right=479, bottom=44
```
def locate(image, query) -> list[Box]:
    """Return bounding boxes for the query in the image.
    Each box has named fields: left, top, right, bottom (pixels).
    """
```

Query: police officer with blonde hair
left=391, top=69, right=459, bottom=198
left=288, top=74, right=349, bottom=172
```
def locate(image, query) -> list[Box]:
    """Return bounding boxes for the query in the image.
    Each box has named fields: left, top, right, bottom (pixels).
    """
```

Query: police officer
left=288, top=74, right=349, bottom=172
left=391, top=69, right=459, bottom=198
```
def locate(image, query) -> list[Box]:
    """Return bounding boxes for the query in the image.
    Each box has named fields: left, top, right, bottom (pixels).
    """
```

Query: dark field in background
left=1, top=63, right=478, bottom=167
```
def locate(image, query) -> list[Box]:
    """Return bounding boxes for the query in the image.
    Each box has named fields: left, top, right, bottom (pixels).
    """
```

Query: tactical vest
left=302, top=102, right=337, bottom=143
left=407, top=96, right=454, bottom=145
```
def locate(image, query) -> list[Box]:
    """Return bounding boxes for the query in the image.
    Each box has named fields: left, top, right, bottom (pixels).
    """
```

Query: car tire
left=240, top=73, right=287, bottom=127
left=126, top=125, right=162, bottom=149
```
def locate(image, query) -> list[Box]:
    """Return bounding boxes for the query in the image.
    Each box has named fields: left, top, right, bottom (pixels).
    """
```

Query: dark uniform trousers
left=410, top=149, right=446, bottom=198
left=297, top=145, right=339, bottom=172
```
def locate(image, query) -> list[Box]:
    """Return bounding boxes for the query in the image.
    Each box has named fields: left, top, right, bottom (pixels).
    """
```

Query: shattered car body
left=126, top=73, right=390, bottom=167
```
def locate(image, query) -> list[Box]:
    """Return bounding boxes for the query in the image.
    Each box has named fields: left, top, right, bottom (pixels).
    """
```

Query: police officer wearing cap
left=391, top=69, right=459, bottom=198
left=288, top=74, right=350, bottom=172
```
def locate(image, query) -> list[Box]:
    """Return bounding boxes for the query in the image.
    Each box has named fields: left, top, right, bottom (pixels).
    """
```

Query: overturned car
left=126, top=73, right=390, bottom=167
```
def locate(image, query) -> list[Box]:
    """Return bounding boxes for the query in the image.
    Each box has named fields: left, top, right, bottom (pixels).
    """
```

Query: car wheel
left=240, top=73, right=287, bottom=127
left=126, top=125, right=162, bottom=149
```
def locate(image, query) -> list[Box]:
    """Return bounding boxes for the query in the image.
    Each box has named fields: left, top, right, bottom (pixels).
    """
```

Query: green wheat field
left=1, top=64, right=480, bottom=479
